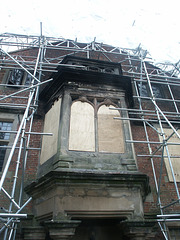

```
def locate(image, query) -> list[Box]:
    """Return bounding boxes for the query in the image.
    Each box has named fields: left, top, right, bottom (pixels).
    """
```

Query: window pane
left=98, top=105, right=125, bottom=153
left=25, top=73, right=39, bottom=85
left=152, top=85, right=162, bottom=98
left=138, top=83, right=148, bottom=97
left=0, top=122, right=12, bottom=140
left=25, top=73, right=32, bottom=85
left=69, top=101, right=95, bottom=151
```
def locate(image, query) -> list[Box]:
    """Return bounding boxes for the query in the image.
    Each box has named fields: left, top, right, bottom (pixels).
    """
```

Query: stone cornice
left=25, top=170, right=150, bottom=200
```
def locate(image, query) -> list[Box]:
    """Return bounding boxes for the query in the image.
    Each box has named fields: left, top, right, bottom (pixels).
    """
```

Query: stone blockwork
left=25, top=171, right=150, bottom=220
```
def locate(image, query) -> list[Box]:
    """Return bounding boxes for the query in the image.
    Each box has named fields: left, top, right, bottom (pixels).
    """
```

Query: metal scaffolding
left=0, top=30, right=180, bottom=239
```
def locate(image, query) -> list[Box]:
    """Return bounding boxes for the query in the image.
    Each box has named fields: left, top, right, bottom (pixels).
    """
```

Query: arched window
left=98, top=105, right=125, bottom=153
left=69, top=101, right=95, bottom=151
left=69, top=99, right=125, bottom=153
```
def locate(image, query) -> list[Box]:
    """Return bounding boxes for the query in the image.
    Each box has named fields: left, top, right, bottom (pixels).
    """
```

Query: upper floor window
left=69, top=98, right=125, bottom=153
left=8, top=69, right=24, bottom=85
left=138, top=83, right=163, bottom=98
left=0, top=121, right=13, bottom=171
left=7, top=69, right=36, bottom=86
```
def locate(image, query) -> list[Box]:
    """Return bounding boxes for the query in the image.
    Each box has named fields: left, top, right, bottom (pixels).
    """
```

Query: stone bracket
left=120, top=220, right=157, bottom=240
left=44, top=220, right=81, bottom=240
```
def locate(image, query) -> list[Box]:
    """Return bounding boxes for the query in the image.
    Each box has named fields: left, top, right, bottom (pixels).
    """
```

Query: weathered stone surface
left=44, top=220, right=81, bottom=240
left=121, top=220, right=157, bottom=240
left=25, top=170, right=150, bottom=222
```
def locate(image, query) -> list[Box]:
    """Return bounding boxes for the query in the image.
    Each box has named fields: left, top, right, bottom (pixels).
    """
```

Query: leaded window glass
left=8, top=69, right=24, bottom=85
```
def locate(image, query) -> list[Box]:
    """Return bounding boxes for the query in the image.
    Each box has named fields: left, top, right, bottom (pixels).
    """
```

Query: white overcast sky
left=1, top=0, right=180, bottom=63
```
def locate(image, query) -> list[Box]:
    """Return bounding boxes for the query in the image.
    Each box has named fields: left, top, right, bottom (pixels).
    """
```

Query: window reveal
left=69, top=99, right=124, bottom=153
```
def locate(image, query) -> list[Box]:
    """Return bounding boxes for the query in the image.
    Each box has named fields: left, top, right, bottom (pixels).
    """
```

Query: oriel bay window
left=69, top=97, right=125, bottom=153
left=39, top=56, right=137, bottom=172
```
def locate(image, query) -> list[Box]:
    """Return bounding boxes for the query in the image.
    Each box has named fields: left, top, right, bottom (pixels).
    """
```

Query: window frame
left=59, top=90, right=135, bottom=161
left=2, top=69, right=37, bottom=88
